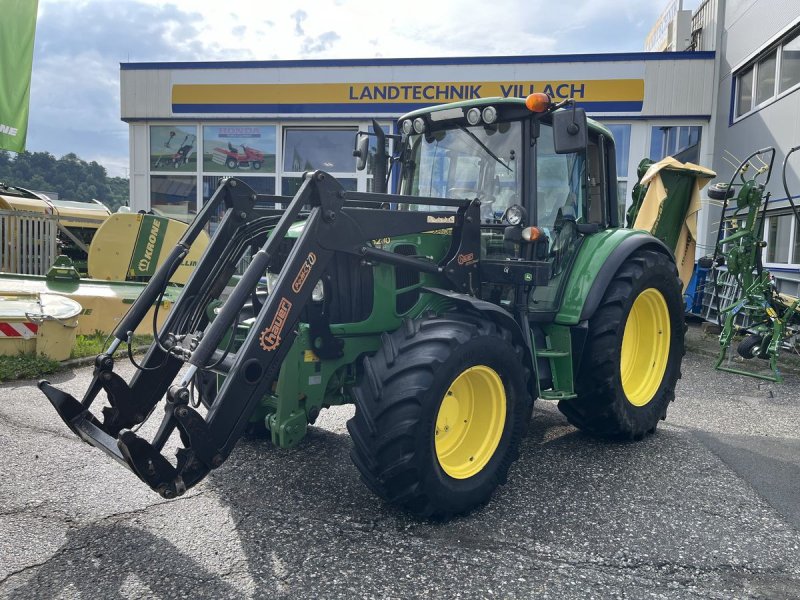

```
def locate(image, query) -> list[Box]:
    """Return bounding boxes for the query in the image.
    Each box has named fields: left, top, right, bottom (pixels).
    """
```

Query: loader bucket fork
left=39, top=173, right=481, bottom=498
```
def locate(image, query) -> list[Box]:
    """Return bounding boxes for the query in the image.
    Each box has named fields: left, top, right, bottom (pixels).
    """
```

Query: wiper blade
left=458, top=125, right=511, bottom=172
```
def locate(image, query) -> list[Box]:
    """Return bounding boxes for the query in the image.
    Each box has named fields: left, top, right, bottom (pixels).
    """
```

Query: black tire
left=737, top=333, right=772, bottom=360
left=225, top=157, right=238, bottom=169
left=708, top=182, right=735, bottom=200
left=558, top=249, right=685, bottom=440
left=252, top=161, right=262, bottom=170
left=347, top=313, right=530, bottom=518
left=737, top=334, right=762, bottom=359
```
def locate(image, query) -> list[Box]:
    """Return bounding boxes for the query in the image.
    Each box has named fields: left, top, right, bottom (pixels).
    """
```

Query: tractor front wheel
left=558, top=249, right=684, bottom=439
left=348, top=314, right=530, bottom=518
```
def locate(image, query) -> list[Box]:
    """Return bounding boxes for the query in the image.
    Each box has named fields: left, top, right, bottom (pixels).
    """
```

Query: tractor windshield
left=399, top=121, right=522, bottom=223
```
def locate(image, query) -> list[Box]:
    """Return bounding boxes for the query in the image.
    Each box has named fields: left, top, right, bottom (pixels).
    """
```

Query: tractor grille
left=326, top=252, right=373, bottom=323
left=268, top=238, right=373, bottom=324
left=394, top=244, right=421, bottom=314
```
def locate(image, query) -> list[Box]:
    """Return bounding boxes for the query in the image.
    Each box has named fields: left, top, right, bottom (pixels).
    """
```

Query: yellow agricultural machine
left=0, top=183, right=111, bottom=275
left=0, top=185, right=209, bottom=350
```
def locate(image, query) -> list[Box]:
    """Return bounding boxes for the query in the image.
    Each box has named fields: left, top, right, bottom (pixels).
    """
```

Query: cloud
left=24, top=0, right=667, bottom=178
left=301, top=31, right=340, bottom=54
left=27, top=1, right=234, bottom=175
left=291, top=9, right=307, bottom=36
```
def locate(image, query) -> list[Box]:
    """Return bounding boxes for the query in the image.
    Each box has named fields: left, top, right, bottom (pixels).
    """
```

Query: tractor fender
left=577, top=234, right=674, bottom=322
left=423, top=286, right=534, bottom=360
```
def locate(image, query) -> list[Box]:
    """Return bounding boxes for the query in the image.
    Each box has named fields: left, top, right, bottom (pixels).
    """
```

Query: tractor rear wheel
left=558, top=249, right=684, bottom=439
left=348, top=313, right=530, bottom=518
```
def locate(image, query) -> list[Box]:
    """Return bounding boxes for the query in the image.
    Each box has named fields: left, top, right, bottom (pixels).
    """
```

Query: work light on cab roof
left=525, top=92, right=552, bottom=112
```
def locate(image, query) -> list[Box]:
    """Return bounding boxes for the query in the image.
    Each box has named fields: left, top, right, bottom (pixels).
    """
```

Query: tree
left=0, top=151, right=128, bottom=211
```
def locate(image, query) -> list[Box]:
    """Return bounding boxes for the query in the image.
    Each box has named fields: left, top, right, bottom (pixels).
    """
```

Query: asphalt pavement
left=0, top=342, right=799, bottom=599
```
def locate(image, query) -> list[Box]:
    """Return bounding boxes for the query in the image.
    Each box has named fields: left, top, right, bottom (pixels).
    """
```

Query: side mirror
left=552, top=106, right=587, bottom=154
left=353, top=132, right=370, bottom=171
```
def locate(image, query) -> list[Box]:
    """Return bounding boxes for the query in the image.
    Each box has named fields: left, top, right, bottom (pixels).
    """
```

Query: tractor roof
left=398, top=97, right=612, bottom=141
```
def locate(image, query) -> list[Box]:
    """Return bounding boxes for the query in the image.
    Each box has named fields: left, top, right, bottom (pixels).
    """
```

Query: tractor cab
left=357, top=95, right=622, bottom=314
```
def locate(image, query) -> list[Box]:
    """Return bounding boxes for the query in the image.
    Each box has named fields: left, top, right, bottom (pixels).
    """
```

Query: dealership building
left=119, top=0, right=800, bottom=295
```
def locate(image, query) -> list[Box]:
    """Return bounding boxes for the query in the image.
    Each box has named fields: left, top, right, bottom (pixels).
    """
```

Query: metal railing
left=0, top=209, right=59, bottom=276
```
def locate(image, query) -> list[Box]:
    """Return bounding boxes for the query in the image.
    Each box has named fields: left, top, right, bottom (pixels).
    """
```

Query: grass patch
left=70, top=332, right=154, bottom=360
left=0, top=333, right=155, bottom=383
left=0, top=353, right=60, bottom=383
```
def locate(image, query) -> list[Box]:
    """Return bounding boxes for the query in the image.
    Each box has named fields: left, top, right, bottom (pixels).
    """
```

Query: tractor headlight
left=482, top=106, right=498, bottom=124
left=413, top=117, right=426, bottom=134
left=466, top=107, right=481, bottom=126
left=312, top=279, right=324, bottom=302
left=505, top=204, right=526, bottom=226
left=401, top=119, right=413, bottom=135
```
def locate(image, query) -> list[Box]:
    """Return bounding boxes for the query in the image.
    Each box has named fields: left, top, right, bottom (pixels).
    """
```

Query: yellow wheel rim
left=620, top=288, right=671, bottom=407
left=434, top=365, right=506, bottom=479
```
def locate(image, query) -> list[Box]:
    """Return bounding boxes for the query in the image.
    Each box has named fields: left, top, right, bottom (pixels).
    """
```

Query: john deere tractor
left=40, top=94, right=685, bottom=518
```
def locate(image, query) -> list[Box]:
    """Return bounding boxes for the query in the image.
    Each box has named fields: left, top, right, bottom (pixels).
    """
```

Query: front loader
left=40, top=94, right=686, bottom=517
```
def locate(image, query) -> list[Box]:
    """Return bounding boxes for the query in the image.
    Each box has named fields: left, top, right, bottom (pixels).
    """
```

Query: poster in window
left=150, top=125, right=198, bottom=172
left=203, top=126, right=276, bottom=173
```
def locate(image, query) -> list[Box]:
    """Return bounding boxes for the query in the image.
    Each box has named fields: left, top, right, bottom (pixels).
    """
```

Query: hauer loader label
left=260, top=297, right=293, bottom=351
left=291, top=252, right=317, bottom=293
left=427, top=216, right=455, bottom=224
left=130, top=216, right=166, bottom=277
left=457, top=252, right=476, bottom=266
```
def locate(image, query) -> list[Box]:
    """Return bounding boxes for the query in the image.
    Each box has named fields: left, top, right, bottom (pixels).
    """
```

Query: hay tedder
left=40, top=95, right=688, bottom=517
left=705, top=147, right=800, bottom=382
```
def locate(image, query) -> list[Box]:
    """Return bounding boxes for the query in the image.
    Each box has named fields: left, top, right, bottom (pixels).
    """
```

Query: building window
left=780, top=31, right=800, bottom=93
left=755, top=50, right=777, bottom=106
left=281, top=176, right=357, bottom=197
left=283, top=128, right=355, bottom=173
left=202, top=175, right=275, bottom=204
left=736, top=67, right=754, bottom=117
left=603, top=124, right=631, bottom=177
left=795, top=218, right=800, bottom=263
left=734, top=26, right=800, bottom=120
left=649, top=125, right=702, bottom=164
left=764, top=213, right=799, bottom=266
left=281, top=127, right=361, bottom=196
left=203, top=175, right=277, bottom=235
left=150, top=175, right=197, bottom=221
left=150, top=126, right=197, bottom=173
left=202, top=125, right=276, bottom=173
left=602, top=123, right=631, bottom=220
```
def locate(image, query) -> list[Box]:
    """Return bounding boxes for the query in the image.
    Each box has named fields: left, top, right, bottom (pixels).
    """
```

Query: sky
left=24, top=0, right=699, bottom=177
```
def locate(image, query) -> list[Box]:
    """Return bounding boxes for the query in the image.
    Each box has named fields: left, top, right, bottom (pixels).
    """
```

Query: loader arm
left=40, top=172, right=481, bottom=498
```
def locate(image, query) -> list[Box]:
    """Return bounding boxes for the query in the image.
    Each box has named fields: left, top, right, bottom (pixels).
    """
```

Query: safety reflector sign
left=0, top=322, right=39, bottom=338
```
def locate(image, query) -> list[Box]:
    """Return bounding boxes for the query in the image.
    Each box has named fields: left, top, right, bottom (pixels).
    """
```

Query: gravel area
left=0, top=329, right=798, bottom=599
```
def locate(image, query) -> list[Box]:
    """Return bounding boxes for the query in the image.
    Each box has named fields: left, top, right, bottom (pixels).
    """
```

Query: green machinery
left=40, top=94, right=688, bottom=518
left=706, top=147, right=800, bottom=382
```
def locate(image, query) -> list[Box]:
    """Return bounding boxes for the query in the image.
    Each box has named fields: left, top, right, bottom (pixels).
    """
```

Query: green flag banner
left=0, top=0, right=38, bottom=153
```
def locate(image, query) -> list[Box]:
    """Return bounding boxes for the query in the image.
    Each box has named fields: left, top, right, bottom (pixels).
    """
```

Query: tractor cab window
left=530, top=122, right=587, bottom=313
left=535, top=123, right=586, bottom=230
left=400, top=121, right=522, bottom=223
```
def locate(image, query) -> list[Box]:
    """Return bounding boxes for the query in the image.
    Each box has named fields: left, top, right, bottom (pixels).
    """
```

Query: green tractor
left=40, top=94, right=685, bottom=518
